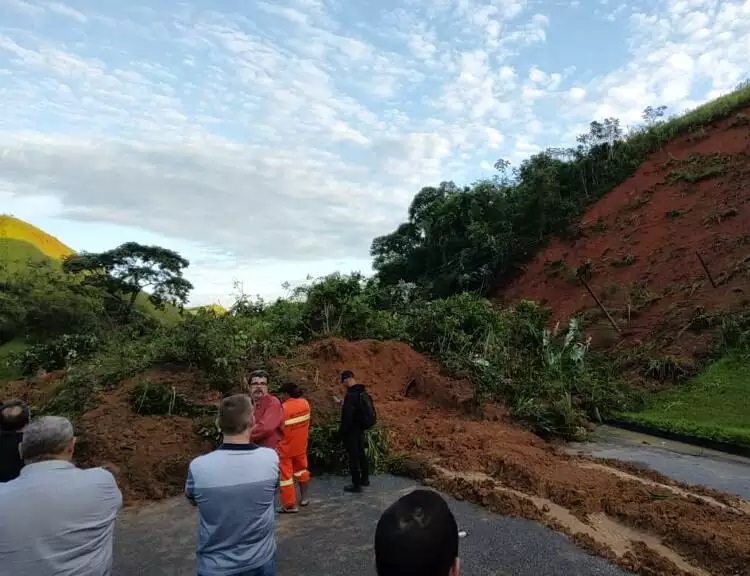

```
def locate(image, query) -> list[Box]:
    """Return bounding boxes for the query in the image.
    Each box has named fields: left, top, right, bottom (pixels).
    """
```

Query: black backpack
left=357, top=389, right=377, bottom=430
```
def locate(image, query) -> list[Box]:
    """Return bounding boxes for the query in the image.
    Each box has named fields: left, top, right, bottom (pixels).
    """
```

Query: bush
left=15, top=333, right=101, bottom=375
left=308, top=421, right=390, bottom=474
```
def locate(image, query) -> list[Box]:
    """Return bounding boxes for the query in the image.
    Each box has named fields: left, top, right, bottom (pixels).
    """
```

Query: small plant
left=129, top=380, right=200, bottom=416
left=611, top=254, right=636, bottom=267
left=14, top=333, right=101, bottom=376
left=665, top=153, right=731, bottom=184
left=307, top=421, right=389, bottom=474
left=641, top=356, right=695, bottom=383
left=543, top=258, right=568, bottom=279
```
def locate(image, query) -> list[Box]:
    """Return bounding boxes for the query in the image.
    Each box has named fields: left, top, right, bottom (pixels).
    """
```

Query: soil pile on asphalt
left=76, top=369, right=217, bottom=502
left=3, top=338, right=750, bottom=574
left=499, top=108, right=750, bottom=371
left=278, top=338, right=750, bottom=576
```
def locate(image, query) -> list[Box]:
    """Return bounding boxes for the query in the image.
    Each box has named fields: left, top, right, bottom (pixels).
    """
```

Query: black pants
left=343, top=431, right=369, bottom=487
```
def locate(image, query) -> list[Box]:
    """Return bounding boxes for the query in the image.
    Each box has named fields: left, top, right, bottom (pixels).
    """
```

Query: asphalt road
left=570, top=426, right=750, bottom=500
left=113, top=474, right=628, bottom=576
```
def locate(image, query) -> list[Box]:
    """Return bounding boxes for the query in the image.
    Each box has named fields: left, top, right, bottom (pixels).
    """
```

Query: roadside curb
left=605, top=419, right=750, bottom=459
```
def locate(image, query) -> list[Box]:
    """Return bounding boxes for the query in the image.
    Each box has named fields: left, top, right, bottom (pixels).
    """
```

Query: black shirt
left=0, top=431, right=23, bottom=482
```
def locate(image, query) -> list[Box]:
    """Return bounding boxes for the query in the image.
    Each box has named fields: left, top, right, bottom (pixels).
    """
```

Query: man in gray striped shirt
left=186, top=394, right=279, bottom=576
left=0, top=415, right=123, bottom=576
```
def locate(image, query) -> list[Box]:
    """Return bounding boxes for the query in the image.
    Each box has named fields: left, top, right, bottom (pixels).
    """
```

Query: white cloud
left=0, top=0, right=749, bottom=302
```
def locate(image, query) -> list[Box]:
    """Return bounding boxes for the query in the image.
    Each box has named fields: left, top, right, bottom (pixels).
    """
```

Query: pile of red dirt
left=499, top=109, right=750, bottom=368
left=75, top=368, right=217, bottom=502
left=277, top=338, right=750, bottom=576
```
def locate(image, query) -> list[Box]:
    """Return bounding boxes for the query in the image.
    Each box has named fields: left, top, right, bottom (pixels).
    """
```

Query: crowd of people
left=0, top=369, right=461, bottom=576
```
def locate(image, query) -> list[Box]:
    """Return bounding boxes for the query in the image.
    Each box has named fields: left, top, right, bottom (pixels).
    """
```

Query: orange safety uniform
left=277, top=397, right=311, bottom=509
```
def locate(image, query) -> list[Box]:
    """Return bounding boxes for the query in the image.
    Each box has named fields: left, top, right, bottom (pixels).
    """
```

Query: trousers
left=343, top=431, right=369, bottom=487
left=279, top=453, right=310, bottom=508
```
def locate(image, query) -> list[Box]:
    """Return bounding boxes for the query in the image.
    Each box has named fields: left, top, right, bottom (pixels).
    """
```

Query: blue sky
left=1, top=0, right=748, bottom=306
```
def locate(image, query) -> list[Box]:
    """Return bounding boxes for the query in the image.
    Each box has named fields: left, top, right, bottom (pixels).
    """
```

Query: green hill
left=0, top=215, right=181, bottom=324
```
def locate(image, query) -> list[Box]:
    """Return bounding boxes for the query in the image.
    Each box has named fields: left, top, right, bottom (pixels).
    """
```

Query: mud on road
left=278, top=339, right=750, bottom=576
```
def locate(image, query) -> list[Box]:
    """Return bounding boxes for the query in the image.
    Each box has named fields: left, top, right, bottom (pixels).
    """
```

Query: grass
left=620, top=354, right=750, bottom=446
left=0, top=340, right=28, bottom=381
left=665, top=153, right=733, bottom=185
left=0, top=215, right=75, bottom=260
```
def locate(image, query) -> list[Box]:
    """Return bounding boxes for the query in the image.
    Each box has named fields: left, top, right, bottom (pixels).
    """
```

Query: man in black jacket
left=0, top=399, right=30, bottom=482
left=339, top=370, right=370, bottom=493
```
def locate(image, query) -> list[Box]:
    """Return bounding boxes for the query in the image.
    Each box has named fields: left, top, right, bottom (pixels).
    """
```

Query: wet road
left=113, top=474, right=628, bottom=576
left=570, top=426, right=750, bottom=500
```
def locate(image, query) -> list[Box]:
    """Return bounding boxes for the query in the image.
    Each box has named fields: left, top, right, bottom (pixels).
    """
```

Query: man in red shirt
left=248, top=370, right=284, bottom=449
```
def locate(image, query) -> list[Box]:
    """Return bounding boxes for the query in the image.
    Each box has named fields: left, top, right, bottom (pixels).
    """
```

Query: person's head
left=248, top=369, right=269, bottom=400
left=20, top=416, right=76, bottom=464
left=375, top=489, right=460, bottom=576
left=0, top=399, right=30, bottom=433
left=217, top=394, right=255, bottom=441
left=340, top=370, right=356, bottom=389
left=279, top=381, right=303, bottom=401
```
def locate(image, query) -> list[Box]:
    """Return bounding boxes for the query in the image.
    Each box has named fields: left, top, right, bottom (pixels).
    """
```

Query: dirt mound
left=75, top=368, right=215, bottom=503
left=275, top=338, right=477, bottom=421
left=499, top=108, right=750, bottom=366
left=279, top=338, right=750, bottom=576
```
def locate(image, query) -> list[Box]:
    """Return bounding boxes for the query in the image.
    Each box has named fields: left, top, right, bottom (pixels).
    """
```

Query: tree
left=62, top=242, right=193, bottom=318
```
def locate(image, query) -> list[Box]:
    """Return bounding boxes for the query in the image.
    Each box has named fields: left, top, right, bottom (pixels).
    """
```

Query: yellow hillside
left=0, top=214, right=75, bottom=260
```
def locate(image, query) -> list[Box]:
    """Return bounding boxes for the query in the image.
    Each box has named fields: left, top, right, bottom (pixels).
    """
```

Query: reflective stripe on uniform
left=279, top=478, right=295, bottom=487
left=293, top=470, right=308, bottom=477
left=284, top=413, right=310, bottom=427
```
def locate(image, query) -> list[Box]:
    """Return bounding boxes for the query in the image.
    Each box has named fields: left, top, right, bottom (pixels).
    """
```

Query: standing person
left=247, top=370, right=284, bottom=450
left=0, top=398, right=30, bottom=482
left=0, top=416, right=123, bottom=576
left=186, top=394, right=279, bottom=576
left=277, top=381, right=311, bottom=513
left=374, top=489, right=461, bottom=576
left=339, top=369, right=377, bottom=493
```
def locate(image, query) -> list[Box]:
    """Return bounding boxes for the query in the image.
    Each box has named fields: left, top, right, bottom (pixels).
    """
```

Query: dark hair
left=217, top=394, right=254, bottom=435
left=249, top=369, right=269, bottom=381
left=375, top=489, right=459, bottom=576
left=0, top=399, right=30, bottom=432
left=340, top=370, right=354, bottom=382
left=279, top=381, right=303, bottom=398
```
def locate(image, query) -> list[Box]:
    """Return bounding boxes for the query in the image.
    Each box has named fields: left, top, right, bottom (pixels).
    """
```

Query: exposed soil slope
left=278, top=339, right=750, bottom=576
left=500, top=109, right=750, bottom=366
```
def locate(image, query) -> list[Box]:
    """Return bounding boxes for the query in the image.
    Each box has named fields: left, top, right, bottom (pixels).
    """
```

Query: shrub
left=15, top=333, right=101, bottom=375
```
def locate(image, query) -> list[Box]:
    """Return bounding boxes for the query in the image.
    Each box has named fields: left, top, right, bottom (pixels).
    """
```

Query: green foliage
left=14, top=334, right=101, bottom=376
left=130, top=380, right=212, bottom=417
left=62, top=242, right=193, bottom=319
left=371, top=84, right=750, bottom=298
left=665, top=153, right=732, bottom=185
left=307, top=421, right=390, bottom=474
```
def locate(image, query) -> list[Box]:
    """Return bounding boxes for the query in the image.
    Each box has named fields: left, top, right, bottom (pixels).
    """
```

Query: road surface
left=113, top=474, right=628, bottom=576
left=569, top=425, right=750, bottom=500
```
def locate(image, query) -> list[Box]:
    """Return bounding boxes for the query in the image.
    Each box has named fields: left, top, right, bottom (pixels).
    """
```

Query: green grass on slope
left=620, top=354, right=750, bottom=446
left=0, top=340, right=28, bottom=382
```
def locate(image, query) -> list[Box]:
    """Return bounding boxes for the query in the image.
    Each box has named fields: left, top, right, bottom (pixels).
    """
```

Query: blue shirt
left=0, top=460, right=122, bottom=576
left=186, top=443, right=279, bottom=576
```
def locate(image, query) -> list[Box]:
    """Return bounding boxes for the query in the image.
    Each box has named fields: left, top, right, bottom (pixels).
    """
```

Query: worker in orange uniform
left=277, top=381, right=311, bottom=513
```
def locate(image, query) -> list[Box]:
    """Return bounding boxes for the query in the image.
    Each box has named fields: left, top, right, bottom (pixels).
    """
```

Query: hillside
left=0, top=215, right=182, bottom=323
left=500, top=108, right=750, bottom=372
left=0, top=214, right=75, bottom=265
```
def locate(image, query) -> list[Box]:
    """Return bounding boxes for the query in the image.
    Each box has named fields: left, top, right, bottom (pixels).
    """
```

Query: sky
left=0, top=0, right=748, bottom=306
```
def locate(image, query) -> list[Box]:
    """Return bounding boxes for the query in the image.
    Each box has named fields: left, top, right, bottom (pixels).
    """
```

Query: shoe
left=344, top=485, right=362, bottom=493
left=277, top=506, right=299, bottom=514
left=361, top=480, right=370, bottom=487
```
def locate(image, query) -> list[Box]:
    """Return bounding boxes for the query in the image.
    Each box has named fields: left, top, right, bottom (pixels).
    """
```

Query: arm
left=251, top=397, right=284, bottom=443
left=339, top=392, right=356, bottom=438
left=185, top=465, right=197, bottom=507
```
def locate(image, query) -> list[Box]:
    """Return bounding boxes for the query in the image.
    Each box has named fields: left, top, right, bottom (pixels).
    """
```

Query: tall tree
left=62, top=242, right=193, bottom=317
